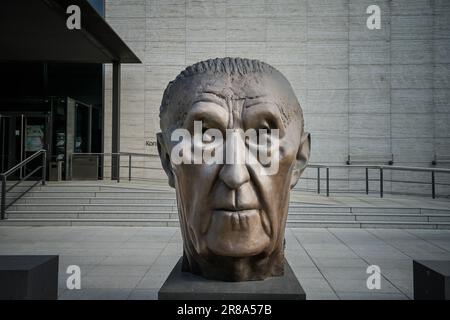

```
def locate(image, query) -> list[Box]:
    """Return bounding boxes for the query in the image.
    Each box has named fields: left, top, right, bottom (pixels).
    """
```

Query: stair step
left=0, top=218, right=180, bottom=227
left=2, top=218, right=450, bottom=229
left=286, top=220, right=450, bottom=229
left=9, top=204, right=177, bottom=211
left=18, top=191, right=175, bottom=198
left=15, top=197, right=177, bottom=205
left=6, top=211, right=176, bottom=219
left=288, top=213, right=356, bottom=221
left=33, top=185, right=173, bottom=193
left=3, top=181, right=449, bottom=228
left=10, top=202, right=449, bottom=213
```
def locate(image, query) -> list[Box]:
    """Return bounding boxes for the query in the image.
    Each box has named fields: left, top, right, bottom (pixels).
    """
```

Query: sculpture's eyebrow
left=192, top=91, right=228, bottom=109
left=243, top=98, right=288, bottom=129
left=243, top=96, right=273, bottom=108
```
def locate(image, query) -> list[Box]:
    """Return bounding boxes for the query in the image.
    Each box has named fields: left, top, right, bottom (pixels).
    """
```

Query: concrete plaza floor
left=1, top=226, right=450, bottom=299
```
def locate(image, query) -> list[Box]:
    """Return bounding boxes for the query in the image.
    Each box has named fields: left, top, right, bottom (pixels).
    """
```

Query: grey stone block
left=391, top=89, right=433, bottom=114
left=267, top=17, right=307, bottom=42
left=226, top=0, right=266, bottom=18
left=391, top=138, right=435, bottom=162
left=307, top=0, right=348, bottom=17
left=145, top=42, right=185, bottom=66
left=434, top=14, right=450, bottom=39
left=391, top=65, right=433, bottom=89
left=349, top=137, right=391, bottom=157
left=105, top=0, right=146, bottom=18
left=306, top=66, right=348, bottom=89
left=158, top=257, right=306, bottom=300
left=0, top=255, right=59, bottom=300
left=146, top=18, right=186, bottom=42
left=267, top=42, right=307, bottom=65
left=307, top=41, right=348, bottom=65
left=391, top=0, right=434, bottom=16
left=434, top=65, right=450, bottom=89
left=266, top=0, right=307, bottom=18
left=349, top=65, right=389, bottom=89
left=186, top=0, right=227, bottom=18
left=187, top=18, right=226, bottom=42
left=391, top=113, right=434, bottom=138
left=350, top=40, right=389, bottom=65
left=227, top=18, right=266, bottom=42
left=308, top=16, right=349, bottom=41
left=434, top=89, right=450, bottom=113
left=349, top=89, right=390, bottom=113
left=349, top=114, right=390, bottom=138
left=435, top=138, right=450, bottom=156
left=306, top=89, right=348, bottom=114
left=435, top=40, right=450, bottom=64
left=186, top=0, right=226, bottom=18
left=435, top=113, right=450, bottom=138
left=148, top=0, right=185, bottom=18
left=391, top=40, right=433, bottom=65
left=414, top=260, right=450, bottom=300
left=391, top=15, right=433, bottom=40
left=435, top=0, right=450, bottom=13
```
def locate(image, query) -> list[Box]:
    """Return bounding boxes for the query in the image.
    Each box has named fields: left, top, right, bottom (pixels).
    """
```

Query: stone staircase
left=1, top=182, right=450, bottom=229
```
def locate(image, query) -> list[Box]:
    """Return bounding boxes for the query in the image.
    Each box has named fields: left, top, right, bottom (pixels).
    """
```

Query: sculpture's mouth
left=204, top=209, right=272, bottom=257
left=212, top=209, right=272, bottom=236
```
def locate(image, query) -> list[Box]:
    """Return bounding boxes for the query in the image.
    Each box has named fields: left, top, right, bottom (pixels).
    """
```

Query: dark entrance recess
left=0, top=112, right=49, bottom=178
left=0, top=0, right=141, bottom=180
left=0, top=97, right=93, bottom=180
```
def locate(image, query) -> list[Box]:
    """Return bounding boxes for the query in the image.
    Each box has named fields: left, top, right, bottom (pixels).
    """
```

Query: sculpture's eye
left=257, top=126, right=271, bottom=137
left=202, top=126, right=214, bottom=143
left=256, top=120, right=277, bottom=143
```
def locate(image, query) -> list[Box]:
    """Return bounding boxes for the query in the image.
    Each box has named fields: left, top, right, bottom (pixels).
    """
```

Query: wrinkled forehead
left=185, top=71, right=296, bottom=104
left=160, top=71, right=302, bottom=131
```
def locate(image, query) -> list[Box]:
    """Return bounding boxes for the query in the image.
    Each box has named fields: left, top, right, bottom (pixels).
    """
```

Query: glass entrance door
left=0, top=113, right=49, bottom=177
left=23, top=115, right=48, bottom=178
left=0, top=114, right=11, bottom=173
left=0, top=114, right=24, bottom=176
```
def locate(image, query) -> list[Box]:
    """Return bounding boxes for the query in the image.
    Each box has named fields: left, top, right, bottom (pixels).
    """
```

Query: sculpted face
left=157, top=58, right=310, bottom=281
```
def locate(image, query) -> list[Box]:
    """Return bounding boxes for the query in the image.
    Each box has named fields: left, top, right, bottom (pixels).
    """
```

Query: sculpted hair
left=159, top=57, right=303, bottom=133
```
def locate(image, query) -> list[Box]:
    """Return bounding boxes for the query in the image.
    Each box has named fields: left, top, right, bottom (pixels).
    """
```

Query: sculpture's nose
left=219, top=164, right=250, bottom=190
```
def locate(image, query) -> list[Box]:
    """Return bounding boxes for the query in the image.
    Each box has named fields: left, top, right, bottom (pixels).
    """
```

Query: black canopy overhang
left=0, top=0, right=140, bottom=180
left=0, top=0, right=141, bottom=63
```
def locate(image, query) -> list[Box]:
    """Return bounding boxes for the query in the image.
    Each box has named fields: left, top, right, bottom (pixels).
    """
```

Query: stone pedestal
left=159, top=257, right=306, bottom=300
left=0, top=255, right=59, bottom=300
left=414, top=260, right=450, bottom=300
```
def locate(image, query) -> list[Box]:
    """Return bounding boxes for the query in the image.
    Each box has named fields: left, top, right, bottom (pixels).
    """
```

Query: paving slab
left=0, top=226, right=449, bottom=300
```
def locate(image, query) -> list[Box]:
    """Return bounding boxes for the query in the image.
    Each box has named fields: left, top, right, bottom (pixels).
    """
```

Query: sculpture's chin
left=205, top=209, right=271, bottom=257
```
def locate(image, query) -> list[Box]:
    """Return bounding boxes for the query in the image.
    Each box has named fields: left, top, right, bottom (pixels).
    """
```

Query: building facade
left=101, top=0, right=450, bottom=195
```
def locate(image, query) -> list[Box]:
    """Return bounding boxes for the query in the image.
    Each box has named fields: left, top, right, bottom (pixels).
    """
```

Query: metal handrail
left=308, top=163, right=450, bottom=199
left=1, top=149, right=46, bottom=219
left=71, top=152, right=161, bottom=183
left=70, top=152, right=450, bottom=199
left=309, top=163, right=450, bottom=173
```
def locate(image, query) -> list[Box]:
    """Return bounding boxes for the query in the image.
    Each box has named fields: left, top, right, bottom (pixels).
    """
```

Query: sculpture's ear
left=290, top=132, right=310, bottom=189
left=157, top=132, right=175, bottom=188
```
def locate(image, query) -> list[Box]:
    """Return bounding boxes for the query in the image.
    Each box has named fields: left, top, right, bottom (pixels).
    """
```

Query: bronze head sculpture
left=157, top=57, right=310, bottom=281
